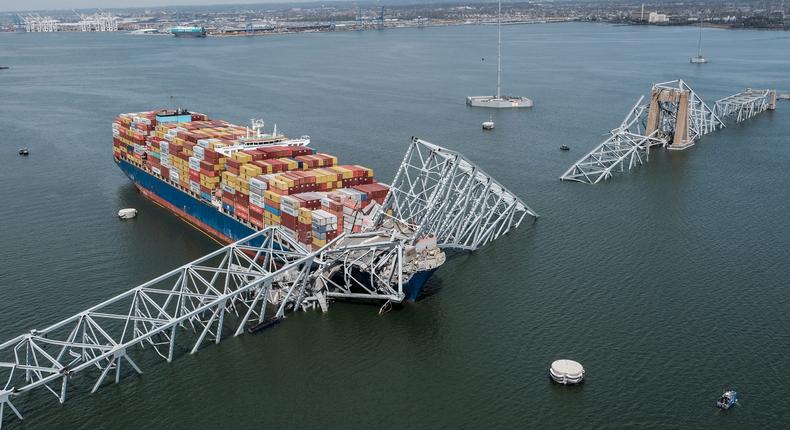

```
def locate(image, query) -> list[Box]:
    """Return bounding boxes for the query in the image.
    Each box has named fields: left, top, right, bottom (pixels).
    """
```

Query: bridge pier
left=562, top=79, right=776, bottom=183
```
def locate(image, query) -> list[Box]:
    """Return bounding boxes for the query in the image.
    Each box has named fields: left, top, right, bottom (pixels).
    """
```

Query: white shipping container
left=249, top=177, right=267, bottom=190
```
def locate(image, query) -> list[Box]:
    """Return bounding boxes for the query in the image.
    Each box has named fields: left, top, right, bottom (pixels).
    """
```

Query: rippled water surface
left=1, top=23, right=789, bottom=428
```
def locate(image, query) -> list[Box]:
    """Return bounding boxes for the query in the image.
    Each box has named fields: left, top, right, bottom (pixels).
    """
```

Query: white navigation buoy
left=118, top=208, right=138, bottom=220
left=549, top=359, right=585, bottom=385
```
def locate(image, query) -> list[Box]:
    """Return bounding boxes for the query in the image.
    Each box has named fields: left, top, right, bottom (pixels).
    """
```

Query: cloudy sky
left=1, top=0, right=337, bottom=13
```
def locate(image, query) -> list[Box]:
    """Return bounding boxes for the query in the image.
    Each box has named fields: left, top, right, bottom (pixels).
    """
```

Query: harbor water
left=1, top=23, right=789, bottom=428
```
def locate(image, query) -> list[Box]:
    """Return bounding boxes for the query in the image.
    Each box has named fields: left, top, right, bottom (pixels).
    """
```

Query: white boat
left=466, top=0, right=533, bottom=109
left=118, top=208, right=138, bottom=219
left=482, top=120, right=495, bottom=130
left=689, top=19, right=707, bottom=64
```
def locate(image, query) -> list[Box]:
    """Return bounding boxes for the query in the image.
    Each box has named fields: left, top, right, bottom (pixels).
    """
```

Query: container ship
left=113, top=109, right=435, bottom=299
left=170, top=26, right=207, bottom=37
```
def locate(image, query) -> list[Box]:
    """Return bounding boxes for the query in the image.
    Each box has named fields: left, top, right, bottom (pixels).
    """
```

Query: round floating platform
left=549, top=359, right=585, bottom=385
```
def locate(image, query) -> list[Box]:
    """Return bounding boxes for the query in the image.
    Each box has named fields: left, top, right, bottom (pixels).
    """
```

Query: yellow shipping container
left=222, top=171, right=238, bottom=182
left=232, top=152, right=253, bottom=163
left=264, top=190, right=281, bottom=203
left=240, top=164, right=262, bottom=178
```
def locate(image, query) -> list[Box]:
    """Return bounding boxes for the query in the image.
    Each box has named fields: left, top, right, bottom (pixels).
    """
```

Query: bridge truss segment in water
left=381, top=137, right=538, bottom=251
left=560, top=80, right=777, bottom=184
left=714, top=88, right=777, bottom=124
left=0, top=138, right=534, bottom=428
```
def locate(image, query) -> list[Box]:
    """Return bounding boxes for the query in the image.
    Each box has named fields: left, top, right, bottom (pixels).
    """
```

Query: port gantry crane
left=560, top=79, right=777, bottom=184
left=0, top=138, right=536, bottom=428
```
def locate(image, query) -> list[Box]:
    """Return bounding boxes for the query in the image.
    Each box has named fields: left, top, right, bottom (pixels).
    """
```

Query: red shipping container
left=203, top=148, right=220, bottom=161
left=281, top=213, right=297, bottom=229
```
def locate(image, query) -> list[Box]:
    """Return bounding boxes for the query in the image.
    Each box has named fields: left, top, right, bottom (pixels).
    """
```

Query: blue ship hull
left=117, top=159, right=433, bottom=300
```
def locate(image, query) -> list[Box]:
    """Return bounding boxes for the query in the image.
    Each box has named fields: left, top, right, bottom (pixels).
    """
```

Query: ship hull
left=467, top=96, right=533, bottom=108
left=116, top=159, right=434, bottom=300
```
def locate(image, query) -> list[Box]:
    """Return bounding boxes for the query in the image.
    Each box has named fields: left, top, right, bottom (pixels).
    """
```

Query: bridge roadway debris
left=0, top=137, right=536, bottom=428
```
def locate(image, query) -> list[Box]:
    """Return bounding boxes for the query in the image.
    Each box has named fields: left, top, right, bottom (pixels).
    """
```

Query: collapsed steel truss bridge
left=560, top=80, right=777, bottom=184
left=0, top=138, right=535, bottom=428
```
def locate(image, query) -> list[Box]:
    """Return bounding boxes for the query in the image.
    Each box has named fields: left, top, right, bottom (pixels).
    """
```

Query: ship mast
left=696, top=18, right=703, bottom=58
left=496, top=0, right=502, bottom=99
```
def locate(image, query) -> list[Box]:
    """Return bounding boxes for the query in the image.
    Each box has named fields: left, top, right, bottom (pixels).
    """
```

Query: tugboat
left=18, top=147, right=29, bottom=156
left=560, top=145, right=570, bottom=151
left=716, top=390, right=738, bottom=410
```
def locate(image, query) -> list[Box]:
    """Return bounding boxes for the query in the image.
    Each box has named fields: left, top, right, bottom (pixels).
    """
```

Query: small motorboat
left=118, top=208, right=138, bottom=219
left=482, top=120, right=495, bottom=130
left=0, top=66, right=9, bottom=70
left=18, top=147, right=29, bottom=156
left=716, top=390, right=738, bottom=410
left=560, top=145, right=570, bottom=151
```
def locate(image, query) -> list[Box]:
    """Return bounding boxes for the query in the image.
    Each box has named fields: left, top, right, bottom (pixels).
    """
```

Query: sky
left=0, top=0, right=345, bottom=13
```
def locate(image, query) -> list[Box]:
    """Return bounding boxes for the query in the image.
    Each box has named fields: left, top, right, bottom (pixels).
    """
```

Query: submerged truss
left=560, top=97, right=664, bottom=184
left=0, top=138, right=533, bottom=428
left=714, top=88, right=777, bottom=123
left=381, top=137, right=538, bottom=251
left=561, top=79, right=775, bottom=184
left=0, top=227, right=317, bottom=428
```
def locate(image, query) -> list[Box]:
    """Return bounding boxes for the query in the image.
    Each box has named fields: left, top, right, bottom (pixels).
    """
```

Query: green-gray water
left=1, top=23, right=789, bottom=428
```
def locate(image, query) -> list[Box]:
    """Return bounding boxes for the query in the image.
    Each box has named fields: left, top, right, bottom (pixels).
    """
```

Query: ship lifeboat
left=549, top=359, right=585, bottom=385
left=118, top=208, right=138, bottom=220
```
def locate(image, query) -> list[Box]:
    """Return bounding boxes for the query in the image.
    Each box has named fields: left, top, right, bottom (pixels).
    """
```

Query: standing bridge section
left=0, top=138, right=534, bottom=428
left=714, top=88, right=777, bottom=124
left=561, top=80, right=777, bottom=184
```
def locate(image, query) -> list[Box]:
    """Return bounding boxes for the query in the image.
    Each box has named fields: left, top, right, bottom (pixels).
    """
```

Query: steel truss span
left=381, top=137, right=538, bottom=251
left=560, top=97, right=664, bottom=184
left=0, top=138, right=534, bottom=428
left=714, top=88, right=777, bottom=124
left=0, top=227, right=318, bottom=428
left=561, top=79, right=775, bottom=184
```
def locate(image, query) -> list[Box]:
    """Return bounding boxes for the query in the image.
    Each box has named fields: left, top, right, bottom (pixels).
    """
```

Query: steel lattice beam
left=0, top=138, right=535, bottom=428
left=560, top=97, right=665, bottom=183
left=0, top=227, right=319, bottom=428
left=714, top=88, right=776, bottom=123
left=380, top=137, right=537, bottom=251
left=561, top=80, right=778, bottom=184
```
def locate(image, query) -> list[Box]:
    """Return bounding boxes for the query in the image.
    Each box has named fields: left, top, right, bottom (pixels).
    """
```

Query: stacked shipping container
left=114, top=110, right=389, bottom=249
